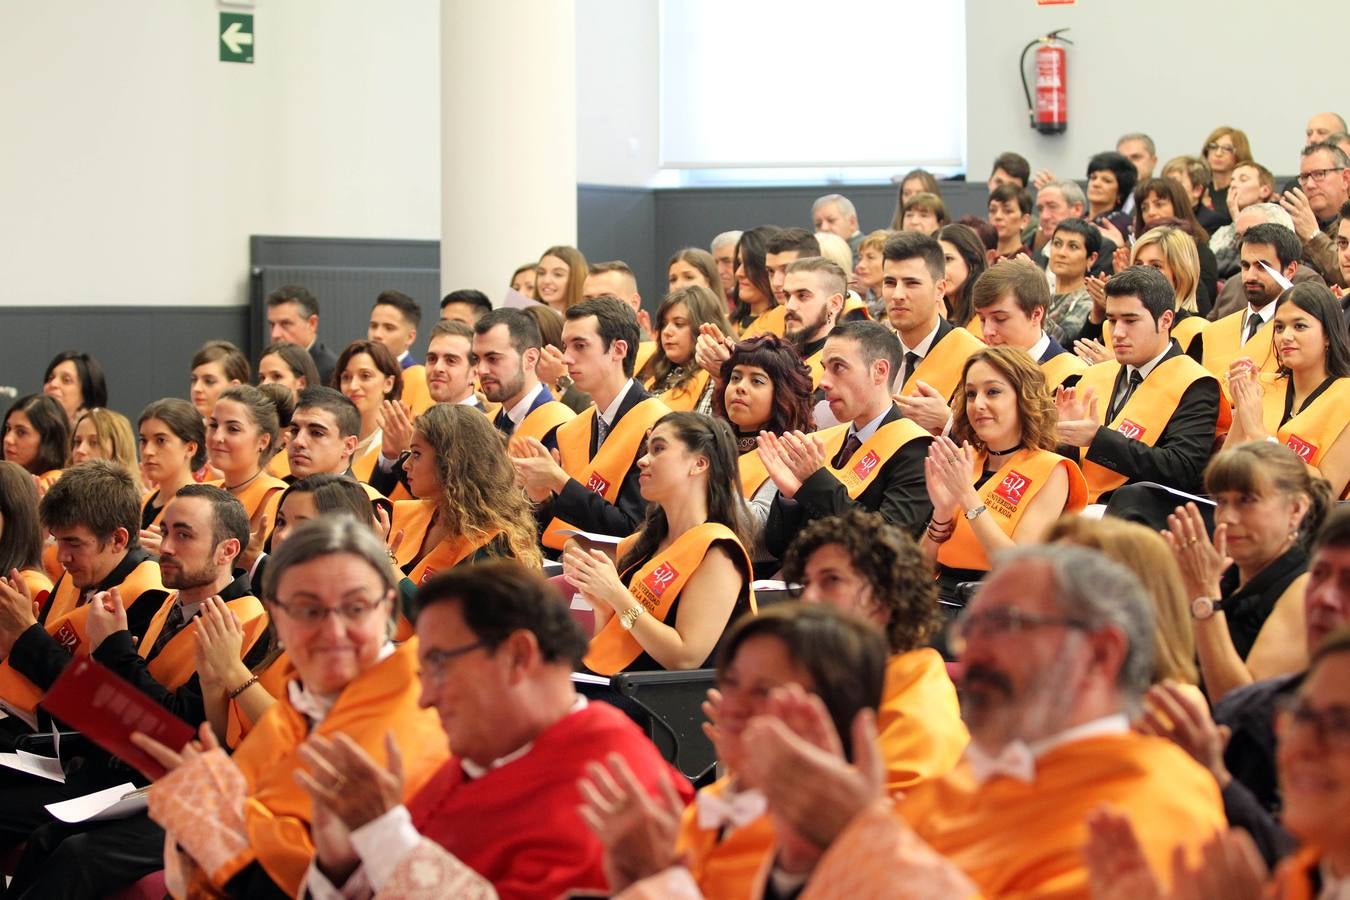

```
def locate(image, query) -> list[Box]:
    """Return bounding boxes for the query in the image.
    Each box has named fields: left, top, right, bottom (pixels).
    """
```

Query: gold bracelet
left=227, top=675, right=259, bottom=700
left=619, top=605, right=647, bottom=630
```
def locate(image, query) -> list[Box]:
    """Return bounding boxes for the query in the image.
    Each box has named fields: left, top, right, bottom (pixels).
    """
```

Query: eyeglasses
left=270, top=595, right=389, bottom=626
left=1276, top=695, right=1350, bottom=751
left=1205, top=142, right=1237, bottom=155
left=419, top=640, right=487, bottom=682
left=1298, top=167, right=1346, bottom=186
left=948, top=607, right=1090, bottom=655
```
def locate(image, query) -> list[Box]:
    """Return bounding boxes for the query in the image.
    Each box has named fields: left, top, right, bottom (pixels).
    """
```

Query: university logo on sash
left=994, top=471, right=1031, bottom=506
left=586, top=472, right=611, bottom=494
left=1117, top=419, right=1146, bottom=440
left=1285, top=434, right=1317, bottom=462
left=852, top=450, right=881, bottom=479
left=643, top=562, right=680, bottom=598
left=54, top=621, right=80, bottom=653
left=418, top=568, right=439, bottom=586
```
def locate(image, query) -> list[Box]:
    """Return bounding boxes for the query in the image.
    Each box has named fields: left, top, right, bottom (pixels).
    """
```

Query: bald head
left=1307, top=112, right=1348, bottom=145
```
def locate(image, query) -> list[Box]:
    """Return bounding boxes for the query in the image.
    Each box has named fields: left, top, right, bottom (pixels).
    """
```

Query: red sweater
left=408, top=700, right=693, bottom=899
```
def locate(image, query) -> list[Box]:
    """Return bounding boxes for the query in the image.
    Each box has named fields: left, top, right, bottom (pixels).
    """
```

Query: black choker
left=986, top=443, right=1023, bottom=457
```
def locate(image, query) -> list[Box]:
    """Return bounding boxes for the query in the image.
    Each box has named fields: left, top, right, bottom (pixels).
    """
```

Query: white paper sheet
left=45, top=783, right=149, bottom=823
left=0, top=750, right=65, bottom=783
left=751, top=579, right=789, bottom=592
left=553, top=529, right=625, bottom=545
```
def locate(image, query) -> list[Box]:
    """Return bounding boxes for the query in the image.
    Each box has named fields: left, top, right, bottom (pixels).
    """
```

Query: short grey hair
left=1237, top=201, right=1295, bottom=233
left=262, top=515, right=399, bottom=620
left=992, top=544, right=1155, bottom=707
left=812, top=193, right=857, bottom=219
left=1117, top=132, right=1156, bottom=156
left=710, top=230, right=743, bottom=253
left=1041, top=180, right=1086, bottom=210
left=1302, top=141, right=1350, bottom=168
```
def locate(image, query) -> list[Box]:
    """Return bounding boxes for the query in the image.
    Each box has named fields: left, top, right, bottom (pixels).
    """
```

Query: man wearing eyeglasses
left=1280, top=143, right=1350, bottom=290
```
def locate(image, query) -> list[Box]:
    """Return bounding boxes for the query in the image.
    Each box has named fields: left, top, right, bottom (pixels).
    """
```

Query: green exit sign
left=220, top=12, right=254, bottom=64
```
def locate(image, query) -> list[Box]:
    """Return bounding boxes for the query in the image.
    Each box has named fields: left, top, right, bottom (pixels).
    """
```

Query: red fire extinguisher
left=1019, top=29, right=1072, bottom=135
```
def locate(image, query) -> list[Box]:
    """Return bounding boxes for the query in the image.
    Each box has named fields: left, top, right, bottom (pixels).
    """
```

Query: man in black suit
left=267, top=285, right=338, bottom=385
left=761, top=320, right=933, bottom=557
left=511, top=297, right=669, bottom=543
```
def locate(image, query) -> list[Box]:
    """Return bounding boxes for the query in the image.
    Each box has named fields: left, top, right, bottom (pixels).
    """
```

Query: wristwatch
left=1190, top=597, right=1225, bottom=620
left=619, top=605, right=647, bottom=630
left=964, top=504, right=988, bottom=521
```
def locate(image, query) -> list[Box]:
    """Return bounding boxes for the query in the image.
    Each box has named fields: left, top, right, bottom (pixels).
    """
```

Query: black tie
left=1244, top=313, right=1262, bottom=344
left=1109, top=369, right=1144, bottom=422
left=903, top=351, right=921, bottom=387
left=493, top=408, right=513, bottom=438
left=146, top=602, right=194, bottom=662
left=833, top=431, right=864, bottom=470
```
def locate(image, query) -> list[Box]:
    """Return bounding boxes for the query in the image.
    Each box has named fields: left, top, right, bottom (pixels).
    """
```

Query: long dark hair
left=3, top=394, right=69, bottom=475
left=731, top=226, right=779, bottom=328
left=639, top=285, right=735, bottom=392
left=0, top=461, right=43, bottom=573
left=1131, top=178, right=1209, bottom=244
left=937, top=223, right=989, bottom=326
left=618, top=412, right=754, bottom=573
left=1274, top=283, right=1350, bottom=379
left=711, top=334, right=814, bottom=434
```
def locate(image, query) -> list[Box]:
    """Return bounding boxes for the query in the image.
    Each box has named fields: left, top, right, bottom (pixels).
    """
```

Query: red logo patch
left=54, top=621, right=81, bottom=653
left=1285, top=434, right=1317, bottom=462
left=852, top=450, right=881, bottom=479
left=1117, top=419, right=1146, bottom=440
left=642, top=562, right=679, bottom=597
left=586, top=472, right=610, bottom=495
left=994, top=471, right=1032, bottom=505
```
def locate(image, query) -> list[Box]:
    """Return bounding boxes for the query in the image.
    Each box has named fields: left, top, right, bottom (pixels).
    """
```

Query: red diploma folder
left=40, top=656, right=195, bottom=780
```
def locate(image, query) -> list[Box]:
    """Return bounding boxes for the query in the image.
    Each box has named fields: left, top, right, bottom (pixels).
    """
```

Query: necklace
left=224, top=469, right=263, bottom=492
left=735, top=433, right=758, bottom=454
left=986, top=443, right=1023, bottom=457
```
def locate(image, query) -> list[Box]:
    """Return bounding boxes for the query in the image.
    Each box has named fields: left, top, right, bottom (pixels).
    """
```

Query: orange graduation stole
left=264, top=449, right=291, bottom=480
left=843, top=293, right=871, bottom=320
left=210, top=473, right=288, bottom=524
left=804, top=348, right=825, bottom=390
left=400, top=365, right=435, bottom=415
left=878, top=648, right=969, bottom=794
left=390, top=499, right=498, bottom=584
left=35, top=469, right=62, bottom=498
left=225, top=652, right=294, bottom=749
left=741, top=305, right=787, bottom=338
left=1258, top=373, right=1350, bottom=470
left=516, top=399, right=576, bottom=444
left=659, top=368, right=712, bottom=413
left=738, top=448, right=772, bottom=500
left=218, top=642, right=449, bottom=896
left=937, top=449, right=1087, bottom=572
left=965, top=314, right=984, bottom=342
left=1041, top=351, right=1088, bottom=391
left=1199, top=307, right=1278, bottom=377
left=1076, top=355, right=1229, bottom=502
left=583, top=523, right=753, bottom=675
left=817, top=418, right=931, bottom=499
left=0, top=558, right=166, bottom=715
left=676, top=778, right=777, bottom=900
left=899, top=327, right=985, bottom=398
left=137, top=592, right=268, bottom=691
left=542, top=397, right=671, bottom=549
left=635, top=341, right=658, bottom=376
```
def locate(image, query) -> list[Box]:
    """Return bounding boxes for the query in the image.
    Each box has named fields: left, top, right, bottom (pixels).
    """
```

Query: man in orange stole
left=782, top=256, right=846, bottom=392
left=973, top=258, right=1088, bottom=391
left=473, top=307, right=575, bottom=451
left=0, top=485, right=267, bottom=898
left=298, top=562, right=691, bottom=899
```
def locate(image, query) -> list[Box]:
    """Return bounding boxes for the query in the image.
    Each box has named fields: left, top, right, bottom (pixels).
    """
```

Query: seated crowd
left=1, top=111, right=1350, bottom=899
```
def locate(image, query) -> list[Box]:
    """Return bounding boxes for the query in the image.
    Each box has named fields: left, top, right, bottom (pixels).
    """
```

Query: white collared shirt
left=850, top=406, right=893, bottom=444
left=598, top=378, right=638, bottom=429
left=1127, top=342, right=1172, bottom=384
left=1028, top=331, right=1051, bottom=362
left=397, top=350, right=412, bottom=367
left=505, top=382, right=548, bottom=428
left=1243, top=300, right=1276, bottom=344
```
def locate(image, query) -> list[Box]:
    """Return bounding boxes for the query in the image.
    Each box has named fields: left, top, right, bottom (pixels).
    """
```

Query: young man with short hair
left=764, top=228, right=822, bottom=307
left=783, top=257, right=847, bottom=388
left=368, top=290, right=422, bottom=369
left=439, top=289, right=492, bottom=325
left=583, top=260, right=654, bottom=355
left=1057, top=266, right=1228, bottom=502
left=473, top=308, right=574, bottom=448
left=972, top=258, right=1086, bottom=391
left=267, top=285, right=336, bottom=385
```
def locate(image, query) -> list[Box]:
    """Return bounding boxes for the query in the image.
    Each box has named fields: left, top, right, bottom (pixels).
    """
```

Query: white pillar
left=440, top=0, right=577, bottom=303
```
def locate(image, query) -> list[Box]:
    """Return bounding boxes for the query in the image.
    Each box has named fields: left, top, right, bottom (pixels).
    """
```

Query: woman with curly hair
left=921, top=346, right=1087, bottom=603
left=637, top=285, right=736, bottom=412
left=390, top=403, right=541, bottom=618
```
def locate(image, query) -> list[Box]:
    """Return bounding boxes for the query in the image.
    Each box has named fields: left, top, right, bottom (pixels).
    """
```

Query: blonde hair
left=1048, top=515, right=1198, bottom=685
left=70, top=408, right=143, bottom=492
left=1131, top=226, right=1200, bottom=313
left=813, top=232, right=855, bottom=275
left=859, top=229, right=893, bottom=256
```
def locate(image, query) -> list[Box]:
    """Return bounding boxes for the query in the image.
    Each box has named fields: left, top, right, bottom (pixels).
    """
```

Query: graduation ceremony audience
left=9, top=52, right=1350, bottom=900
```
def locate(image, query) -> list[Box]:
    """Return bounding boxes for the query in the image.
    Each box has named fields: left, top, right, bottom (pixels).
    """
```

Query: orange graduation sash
left=804, top=348, right=825, bottom=390
left=225, top=652, right=293, bottom=749
left=843, top=293, right=871, bottom=320
left=878, top=648, right=969, bottom=794
left=401, top=365, right=434, bottom=415
left=1076, top=355, right=1229, bottom=502
left=659, top=368, right=712, bottom=413
left=741, top=305, right=787, bottom=338
left=738, top=449, right=772, bottom=500
left=389, top=499, right=496, bottom=582
left=264, top=449, right=291, bottom=480
left=1040, top=351, right=1088, bottom=391
left=634, top=341, right=658, bottom=376
left=542, top=397, right=671, bottom=550
left=937, top=449, right=1087, bottom=572
left=137, top=592, right=268, bottom=691
left=676, top=778, right=777, bottom=900
left=517, top=399, right=576, bottom=444
left=965, top=314, right=984, bottom=342
left=35, top=469, right=61, bottom=498
left=899, top=327, right=985, bottom=399
left=583, top=523, right=753, bottom=675
left=1199, top=308, right=1278, bottom=377
left=0, top=558, right=166, bottom=715
left=209, top=473, right=287, bottom=525
left=1258, top=374, right=1350, bottom=471
left=817, top=418, right=931, bottom=499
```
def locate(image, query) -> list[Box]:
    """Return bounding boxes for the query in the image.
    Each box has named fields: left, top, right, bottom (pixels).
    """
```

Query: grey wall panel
left=0, top=306, right=249, bottom=421
left=250, top=235, right=439, bottom=269
left=577, top=186, right=659, bottom=313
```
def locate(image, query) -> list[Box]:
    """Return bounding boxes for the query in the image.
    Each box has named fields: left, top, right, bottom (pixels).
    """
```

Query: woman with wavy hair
left=563, top=412, right=755, bottom=673
left=637, top=285, right=736, bottom=412
left=390, top=403, right=541, bottom=608
left=667, top=247, right=727, bottom=307
left=921, top=347, right=1087, bottom=602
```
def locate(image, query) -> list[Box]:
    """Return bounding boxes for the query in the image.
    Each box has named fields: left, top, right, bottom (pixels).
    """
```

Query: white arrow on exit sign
left=222, top=21, right=254, bottom=55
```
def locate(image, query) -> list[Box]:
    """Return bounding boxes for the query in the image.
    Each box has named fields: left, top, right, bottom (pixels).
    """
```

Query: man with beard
left=472, top=307, right=574, bottom=449
left=697, top=545, right=1225, bottom=899
left=0, top=485, right=268, bottom=897
left=782, top=256, right=846, bottom=392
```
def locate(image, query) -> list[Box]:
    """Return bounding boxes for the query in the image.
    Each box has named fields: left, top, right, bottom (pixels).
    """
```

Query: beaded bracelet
left=228, top=675, right=259, bottom=700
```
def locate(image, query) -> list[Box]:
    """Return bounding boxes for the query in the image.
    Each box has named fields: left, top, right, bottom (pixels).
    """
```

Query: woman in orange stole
left=637, top=284, right=735, bottom=413
left=2, top=393, right=68, bottom=498
left=921, top=347, right=1087, bottom=604
left=333, top=339, right=404, bottom=486
left=136, top=398, right=205, bottom=557
left=1224, top=283, right=1350, bottom=498
left=564, top=412, right=754, bottom=674
left=0, top=461, right=54, bottom=605
left=137, top=517, right=448, bottom=898
left=729, top=227, right=783, bottom=336
left=205, top=385, right=288, bottom=527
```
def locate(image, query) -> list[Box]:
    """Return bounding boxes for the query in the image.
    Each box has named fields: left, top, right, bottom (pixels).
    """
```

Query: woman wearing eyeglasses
left=1200, top=126, right=1253, bottom=229
left=133, top=517, right=449, bottom=899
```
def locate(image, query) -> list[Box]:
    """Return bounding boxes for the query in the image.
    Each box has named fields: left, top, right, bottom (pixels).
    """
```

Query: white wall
left=575, top=0, right=660, bottom=186
left=964, top=0, right=1345, bottom=182
left=0, top=1, right=440, bottom=308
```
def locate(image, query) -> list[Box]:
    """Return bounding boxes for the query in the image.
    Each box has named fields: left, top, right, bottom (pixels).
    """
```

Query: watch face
left=1191, top=597, right=1214, bottom=619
